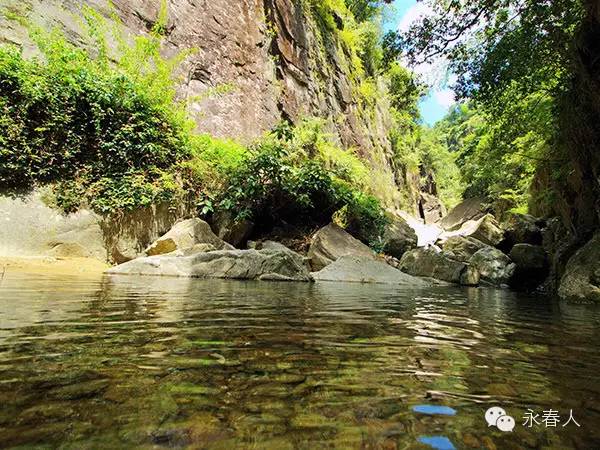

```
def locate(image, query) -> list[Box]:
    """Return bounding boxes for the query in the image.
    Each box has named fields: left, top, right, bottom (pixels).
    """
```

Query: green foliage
left=0, top=13, right=195, bottom=212
left=218, top=120, right=387, bottom=247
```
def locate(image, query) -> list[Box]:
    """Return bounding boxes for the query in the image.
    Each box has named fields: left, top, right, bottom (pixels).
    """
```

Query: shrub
left=0, top=11, right=195, bottom=212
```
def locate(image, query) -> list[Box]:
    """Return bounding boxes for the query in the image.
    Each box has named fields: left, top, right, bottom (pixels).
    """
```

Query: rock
left=440, top=214, right=504, bottom=247
left=442, top=236, right=489, bottom=263
left=249, top=240, right=311, bottom=270
left=211, top=211, right=254, bottom=248
left=399, top=248, right=477, bottom=285
left=312, top=255, right=429, bottom=285
left=469, top=247, right=516, bottom=286
left=107, top=249, right=312, bottom=282
left=307, top=223, right=374, bottom=271
left=0, top=189, right=106, bottom=261
left=381, top=215, right=418, bottom=259
left=499, top=213, right=543, bottom=252
left=558, top=233, right=600, bottom=302
left=419, top=193, right=447, bottom=224
left=440, top=198, right=486, bottom=231
left=509, top=244, right=548, bottom=289
left=145, top=219, right=233, bottom=256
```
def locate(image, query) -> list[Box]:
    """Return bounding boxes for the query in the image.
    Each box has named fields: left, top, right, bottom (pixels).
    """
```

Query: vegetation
left=400, top=0, right=593, bottom=218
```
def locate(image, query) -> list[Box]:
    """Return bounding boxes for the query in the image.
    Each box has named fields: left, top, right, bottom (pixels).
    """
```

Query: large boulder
left=399, top=248, right=479, bottom=286
left=499, top=213, right=543, bottom=252
left=440, top=198, right=485, bottom=231
left=307, top=224, right=374, bottom=271
left=558, top=233, right=600, bottom=302
left=419, top=193, right=447, bottom=224
left=381, top=215, right=418, bottom=259
left=145, top=219, right=233, bottom=256
left=312, top=255, right=429, bottom=285
left=440, top=214, right=504, bottom=247
left=107, top=249, right=312, bottom=282
left=469, top=247, right=516, bottom=286
left=211, top=211, right=254, bottom=248
left=509, top=244, right=548, bottom=290
left=442, top=236, right=489, bottom=263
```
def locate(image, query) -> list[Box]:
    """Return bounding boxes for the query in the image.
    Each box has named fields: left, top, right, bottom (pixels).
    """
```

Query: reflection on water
left=0, top=273, right=600, bottom=449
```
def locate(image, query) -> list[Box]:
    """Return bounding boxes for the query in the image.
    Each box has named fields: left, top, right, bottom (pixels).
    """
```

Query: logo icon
left=485, top=406, right=515, bottom=432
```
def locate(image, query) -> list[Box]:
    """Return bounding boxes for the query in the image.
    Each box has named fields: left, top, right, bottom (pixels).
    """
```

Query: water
left=1, top=273, right=600, bottom=449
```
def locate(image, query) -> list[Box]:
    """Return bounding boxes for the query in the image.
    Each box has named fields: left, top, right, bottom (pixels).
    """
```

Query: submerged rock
left=307, top=223, right=374, bottom=271
left=107, top=249, right=312, bottom=282
left=145, top=219, right=233, bottom=256
left=381, top=215, right=418, bottom=259
left=399, top=248, right=477, bottom=285
left=312, top=255, right=429, bottom=285
left=558, top=233, right=600, bottom=302
left=469, top=247, right=516, bottom=286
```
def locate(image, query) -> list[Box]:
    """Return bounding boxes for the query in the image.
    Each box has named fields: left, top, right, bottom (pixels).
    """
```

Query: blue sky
left=384, top=0, right=454, bottom=125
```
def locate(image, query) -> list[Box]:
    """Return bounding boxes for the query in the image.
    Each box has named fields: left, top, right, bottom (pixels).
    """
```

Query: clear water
left=1, top=272, right=599, bottom=449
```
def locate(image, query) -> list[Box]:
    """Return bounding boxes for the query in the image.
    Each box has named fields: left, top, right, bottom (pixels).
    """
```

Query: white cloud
left=434, top=88, right=456, bottom=109
left=398, top=3, right=432, bottom=33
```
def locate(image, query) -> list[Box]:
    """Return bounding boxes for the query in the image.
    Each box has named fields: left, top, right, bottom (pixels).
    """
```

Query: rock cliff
left=0, top=0, right=418, bottom=208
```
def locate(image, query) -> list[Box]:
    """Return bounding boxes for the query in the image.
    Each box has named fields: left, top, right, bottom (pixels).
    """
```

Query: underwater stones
left=145, top=219, right=234, bottom=256
left=312, top=255, right=429, bottom=285
left=307, top=223, right=375, bottom=271
left=107, top=249, right=312, bottom=282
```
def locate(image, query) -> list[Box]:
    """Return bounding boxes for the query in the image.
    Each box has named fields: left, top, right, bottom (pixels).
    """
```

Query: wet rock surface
left=469, top=247, right=516, bottom=287
left=107, top=249, right=312, bottom=282
left=312, top=255, right=429, bottom=285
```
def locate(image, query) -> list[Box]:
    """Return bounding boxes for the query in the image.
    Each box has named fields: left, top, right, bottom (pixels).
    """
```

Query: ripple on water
left=0, top=273, right=599, bottom=448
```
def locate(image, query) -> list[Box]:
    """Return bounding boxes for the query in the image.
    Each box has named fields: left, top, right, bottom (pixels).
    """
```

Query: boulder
left=499, top=213, right=543, bottom=252
left=469, top=247, right=516, bottom=286
left=419, top=193, right=447, bottom=224
left=307, top=223, right=374, bottom=271
left=312, top=255, right=429, bottom=285
left=107, top=249, right=312, bottom=282
left=440, top=214, right=504, bottom=247
left=399, top=248, right=478, bottom=285
left=558, top=233, right=600, bottom=302
left=211, top=211, right=254, bottom=248
left=442, top=236, right=489, bottom=263
left=440, top=198, right=486, bottom=231
left=509, top=244, right=548, bottom=290
left=381, top=215, right=418, bottom=259
left=145, top=219, right=233, bottom=256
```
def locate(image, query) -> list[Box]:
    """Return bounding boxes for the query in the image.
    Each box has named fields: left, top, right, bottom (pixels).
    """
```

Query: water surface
left=1, top=273, right=599, bottom=449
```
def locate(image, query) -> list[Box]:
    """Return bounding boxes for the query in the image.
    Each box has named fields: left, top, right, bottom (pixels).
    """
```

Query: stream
left=1, top=273, right=599, bottom=449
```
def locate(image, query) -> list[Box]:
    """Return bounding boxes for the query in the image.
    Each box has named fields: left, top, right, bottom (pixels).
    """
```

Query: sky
left=384, top=0, right=456, bottom=125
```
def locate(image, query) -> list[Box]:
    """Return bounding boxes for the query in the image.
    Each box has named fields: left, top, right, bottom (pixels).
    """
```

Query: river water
left=0, top=272, right=599, bottom=449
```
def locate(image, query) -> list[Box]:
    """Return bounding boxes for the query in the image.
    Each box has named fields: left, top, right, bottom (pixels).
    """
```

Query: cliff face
left=0, top=0, right=418, bottom=209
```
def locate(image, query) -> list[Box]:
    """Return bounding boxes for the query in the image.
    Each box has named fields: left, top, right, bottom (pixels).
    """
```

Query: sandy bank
left=0, top=256, right=109, bottom=278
